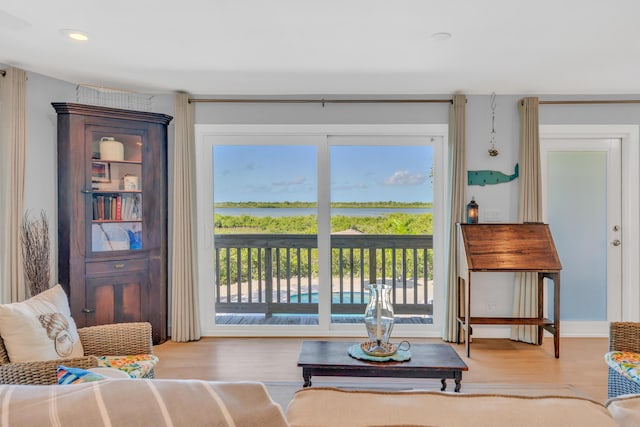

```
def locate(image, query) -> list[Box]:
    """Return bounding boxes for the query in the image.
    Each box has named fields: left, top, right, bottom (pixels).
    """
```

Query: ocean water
left=215, top=207, right=432, bottom=217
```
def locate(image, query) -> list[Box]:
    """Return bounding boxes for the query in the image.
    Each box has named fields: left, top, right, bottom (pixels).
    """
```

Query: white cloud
left=383, top=170, right=426, bottom=186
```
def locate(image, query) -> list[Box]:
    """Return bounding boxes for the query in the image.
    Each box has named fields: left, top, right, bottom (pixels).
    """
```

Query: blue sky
left=213, top=145, right=433, bottom=203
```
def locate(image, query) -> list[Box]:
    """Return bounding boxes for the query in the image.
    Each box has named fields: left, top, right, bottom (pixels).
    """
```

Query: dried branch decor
left=21, top=210, right=51, bottom=296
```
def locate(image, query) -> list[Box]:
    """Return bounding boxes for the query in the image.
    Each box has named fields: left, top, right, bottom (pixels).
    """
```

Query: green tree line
left=215, top=213, right=433, bottom=235
left=214, top=213, right=433, bottom=286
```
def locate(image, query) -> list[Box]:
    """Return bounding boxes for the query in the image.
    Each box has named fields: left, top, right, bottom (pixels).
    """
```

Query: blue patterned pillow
left=57, top=365, right=106, bottom=385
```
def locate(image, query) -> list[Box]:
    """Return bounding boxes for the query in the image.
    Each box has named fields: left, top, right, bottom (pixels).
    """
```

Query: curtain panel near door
left=511, top=97, right=542, bottom=343
left=443, top=94, right=467, bottom=342
left=170, top=92, right=201, bottom=341
left=0, top=67, right=27, bottom=303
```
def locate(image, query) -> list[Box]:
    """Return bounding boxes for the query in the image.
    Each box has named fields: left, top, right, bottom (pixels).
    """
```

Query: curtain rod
left=535, top=99, right=640, bottom=105
left=188, top=98, right=453, bottom=105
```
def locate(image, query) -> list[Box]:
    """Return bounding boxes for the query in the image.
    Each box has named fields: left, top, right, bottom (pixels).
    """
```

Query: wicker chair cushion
left=0, top=285, right=84, bottom=362
left=605, top=351, right=640, bottom=384
left=96, top=354, right=158, bottom=378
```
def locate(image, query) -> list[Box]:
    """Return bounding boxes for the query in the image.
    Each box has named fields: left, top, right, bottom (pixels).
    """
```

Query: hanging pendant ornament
left=488, top=93, right=499, bottom=157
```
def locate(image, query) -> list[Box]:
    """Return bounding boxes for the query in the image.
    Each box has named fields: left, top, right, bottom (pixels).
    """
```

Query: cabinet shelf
left=91, top=190, right=142, bottom=194
left=92, top=159, right=142, bottom=165
left=92, top=219, right=143, bottom=224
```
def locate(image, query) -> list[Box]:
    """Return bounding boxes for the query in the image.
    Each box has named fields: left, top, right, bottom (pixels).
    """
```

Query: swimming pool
left=289, top=292, right=368, bottom=304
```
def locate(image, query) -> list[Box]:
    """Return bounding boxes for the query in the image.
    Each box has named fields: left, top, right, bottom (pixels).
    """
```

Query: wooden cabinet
left=53, top=103, right=172, bottom=344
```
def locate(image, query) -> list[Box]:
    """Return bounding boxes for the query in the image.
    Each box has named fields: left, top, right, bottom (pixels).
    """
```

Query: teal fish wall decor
left=468, top=164, right=519, bottom=186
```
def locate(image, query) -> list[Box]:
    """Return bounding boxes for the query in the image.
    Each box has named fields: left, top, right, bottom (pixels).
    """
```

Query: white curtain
left=170, top=92, right=201, bottom=341
left=443, top=94, right=467, bottom=342
left=511, top=97, right=542, bottom=343
left=0, top=67, right=27, bottom=303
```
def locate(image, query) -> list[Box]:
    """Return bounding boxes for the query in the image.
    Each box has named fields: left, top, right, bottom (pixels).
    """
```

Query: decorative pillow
left=96, top=354, right=159, bottom=378
left=86, top=367, right=132, bottom=379
left=605, top=351, right=640, bottom=384
left=57, top=365, right=106, bottom=385
left=0, top=285, right=84, bottom=362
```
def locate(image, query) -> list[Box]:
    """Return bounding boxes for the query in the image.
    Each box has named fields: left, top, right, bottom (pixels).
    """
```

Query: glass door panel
left=89, top=129, right=143, bottom=253
left=212, top=144, right=318, bottom=325
left=328, top=140, right=434, bottom=326
left=547, top=151, right=607, bottom=320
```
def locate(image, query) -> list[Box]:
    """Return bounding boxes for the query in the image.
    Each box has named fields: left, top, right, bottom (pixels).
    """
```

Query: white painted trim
left=540, top=124, right=640, bottom=323
left=195, top=124, right=449, bottom=136
left=317, top=137, right=331, bottom=331
left=194, top=124, right=449, bottom=337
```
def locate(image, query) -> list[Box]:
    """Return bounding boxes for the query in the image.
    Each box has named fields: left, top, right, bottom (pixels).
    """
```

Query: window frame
left=194, top=124, right=448, bottom=337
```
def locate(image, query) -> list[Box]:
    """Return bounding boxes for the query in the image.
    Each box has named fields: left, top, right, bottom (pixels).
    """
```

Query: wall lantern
left=466, top=198, right=479, bottom=224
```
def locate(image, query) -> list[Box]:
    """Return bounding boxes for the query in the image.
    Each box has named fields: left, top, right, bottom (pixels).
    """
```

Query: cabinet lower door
left=85, top=273, right=150, bottom=326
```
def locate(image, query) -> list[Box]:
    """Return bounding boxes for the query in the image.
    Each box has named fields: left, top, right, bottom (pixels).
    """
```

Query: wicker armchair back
left=0, top=337, right=10, bottom=365
left=0, top=322, right=153, bottom=385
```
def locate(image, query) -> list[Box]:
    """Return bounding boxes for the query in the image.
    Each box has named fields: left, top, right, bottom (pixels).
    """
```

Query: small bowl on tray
left=360, top=341, right=398, bottom=357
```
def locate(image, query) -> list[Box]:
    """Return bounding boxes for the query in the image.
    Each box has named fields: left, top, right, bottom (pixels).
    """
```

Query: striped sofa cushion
left=0, top=379, right=288, bottom=427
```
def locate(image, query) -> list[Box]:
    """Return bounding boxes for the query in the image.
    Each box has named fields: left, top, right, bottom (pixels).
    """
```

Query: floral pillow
left=97, top=354, right=159, bottom=378
left=606, top=351, right=640, bottom=384
left=0, top=285, right=84, bottom=362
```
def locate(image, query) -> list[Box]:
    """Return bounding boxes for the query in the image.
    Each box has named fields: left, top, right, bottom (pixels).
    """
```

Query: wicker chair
left=608, top=321, right=640, bottom=398
left=0, top=322, right=154, bottom=385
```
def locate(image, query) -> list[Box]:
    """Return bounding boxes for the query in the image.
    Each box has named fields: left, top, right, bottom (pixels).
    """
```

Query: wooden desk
left=456, top=223, right=562, bottom=358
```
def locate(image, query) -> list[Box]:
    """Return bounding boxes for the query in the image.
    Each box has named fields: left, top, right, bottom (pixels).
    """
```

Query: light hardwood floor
left=153, top=336, right=609, bottom=404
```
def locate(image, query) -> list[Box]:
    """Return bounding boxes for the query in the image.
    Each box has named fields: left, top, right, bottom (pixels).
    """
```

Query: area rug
left=264, top=379, right=586, bottom=410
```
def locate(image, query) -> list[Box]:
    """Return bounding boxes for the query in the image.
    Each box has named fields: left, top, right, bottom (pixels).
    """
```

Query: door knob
left=612, top=239, right=621, bottom=246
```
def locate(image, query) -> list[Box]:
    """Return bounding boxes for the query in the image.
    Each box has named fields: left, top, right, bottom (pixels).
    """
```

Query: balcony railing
left=214, top=234, right=433, bottom=318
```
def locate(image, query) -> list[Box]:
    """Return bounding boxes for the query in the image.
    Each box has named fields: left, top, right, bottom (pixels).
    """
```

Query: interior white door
left=540, top=138, right=622, bottom=323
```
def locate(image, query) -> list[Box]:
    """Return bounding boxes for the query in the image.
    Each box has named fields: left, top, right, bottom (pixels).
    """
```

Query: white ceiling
left=1, top=1, right=640, bottom=96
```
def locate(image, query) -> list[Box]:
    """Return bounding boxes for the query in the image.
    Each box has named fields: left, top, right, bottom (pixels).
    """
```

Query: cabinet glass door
left=89, top=129, right=144, bottom=252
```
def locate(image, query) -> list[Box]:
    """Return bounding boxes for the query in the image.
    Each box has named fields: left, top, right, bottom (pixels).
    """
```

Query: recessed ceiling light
left=60, top=29, right=89, bottom=41
left=431, top=32, right=452, bottom=41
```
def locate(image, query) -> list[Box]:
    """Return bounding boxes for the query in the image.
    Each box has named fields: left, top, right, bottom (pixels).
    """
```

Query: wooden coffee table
left=297, top=341, right=468, bottom=392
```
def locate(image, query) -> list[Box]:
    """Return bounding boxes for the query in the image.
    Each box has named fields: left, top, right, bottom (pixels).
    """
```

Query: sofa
left=287, top=387, right=640, bottom=427
left=0, top=379, right=638, bottom=427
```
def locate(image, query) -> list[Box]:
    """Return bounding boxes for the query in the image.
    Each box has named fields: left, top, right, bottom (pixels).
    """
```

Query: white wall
left=23, top=72, right=75, bottom=285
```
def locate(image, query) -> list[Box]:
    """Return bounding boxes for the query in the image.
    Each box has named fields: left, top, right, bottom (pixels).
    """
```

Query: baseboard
left=198, top=321, right=610, bottom=339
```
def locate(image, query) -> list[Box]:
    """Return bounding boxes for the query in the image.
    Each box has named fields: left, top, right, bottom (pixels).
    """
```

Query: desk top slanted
left=459, top=223, right=561, bottom=273
left=457, top=223, right=562, bottom=358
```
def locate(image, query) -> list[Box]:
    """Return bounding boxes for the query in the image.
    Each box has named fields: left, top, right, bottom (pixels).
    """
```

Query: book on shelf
left=93, top=193, right=141, bottom=222
left=93, top=197, right=99, bottom=220
left=116, top=195, right=122, bottom=221
left=104, top=196, right=111, bottom=220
